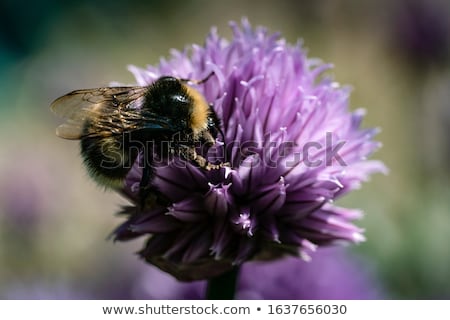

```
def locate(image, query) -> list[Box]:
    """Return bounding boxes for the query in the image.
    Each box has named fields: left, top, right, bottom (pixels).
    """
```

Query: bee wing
left=50, top=86, right=154, bottom=139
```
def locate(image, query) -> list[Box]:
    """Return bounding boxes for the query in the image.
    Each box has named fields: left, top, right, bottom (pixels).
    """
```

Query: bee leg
left=139, top=165, right=152, bottom=210
left=139, top=189, right=170, bottom=211
left=177, top=145, right=222, bottom=170
left=138, top=151, right=172, bottom=210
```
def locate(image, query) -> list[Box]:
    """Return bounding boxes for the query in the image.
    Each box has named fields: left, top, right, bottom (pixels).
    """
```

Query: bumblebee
left=51, top=72, right=223, bottom=205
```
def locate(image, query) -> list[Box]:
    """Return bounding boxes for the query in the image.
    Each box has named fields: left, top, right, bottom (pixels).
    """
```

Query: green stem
left=206, top=267, right=240, bottom=300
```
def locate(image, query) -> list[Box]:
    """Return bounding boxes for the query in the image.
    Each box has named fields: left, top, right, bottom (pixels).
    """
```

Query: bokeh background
left=1, top=0, right=449, bottom=299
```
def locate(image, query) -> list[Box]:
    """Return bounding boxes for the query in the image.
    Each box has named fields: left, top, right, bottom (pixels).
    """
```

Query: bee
left=50, top=72, right=224, bottom=206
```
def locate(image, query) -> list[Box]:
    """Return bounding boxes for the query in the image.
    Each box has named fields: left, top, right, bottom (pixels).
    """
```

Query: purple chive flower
left=113, top=19, right=386, bottom=280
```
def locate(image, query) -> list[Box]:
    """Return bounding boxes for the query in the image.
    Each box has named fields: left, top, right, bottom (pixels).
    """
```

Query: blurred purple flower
left=132, top=248, right=383, bottom=299
left=391, top=0, right=450, bottom=68
left=2, top=281, right=93, bottom=300
left=114, top=19, right=386, bottom=280
left=0, top=153, right=53, bottom=232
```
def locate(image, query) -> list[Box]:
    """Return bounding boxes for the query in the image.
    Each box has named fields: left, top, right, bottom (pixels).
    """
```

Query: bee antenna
left=180, top=71, right=215, bottom=85
left=197, top=71, right=215, bottom=84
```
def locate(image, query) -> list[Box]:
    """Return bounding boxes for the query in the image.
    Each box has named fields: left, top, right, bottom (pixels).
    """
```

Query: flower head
left=113, top=19, right=386, bottom=280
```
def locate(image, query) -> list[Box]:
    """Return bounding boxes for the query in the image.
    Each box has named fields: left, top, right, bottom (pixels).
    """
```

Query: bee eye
left=172, top=95, right=189, bottom=105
